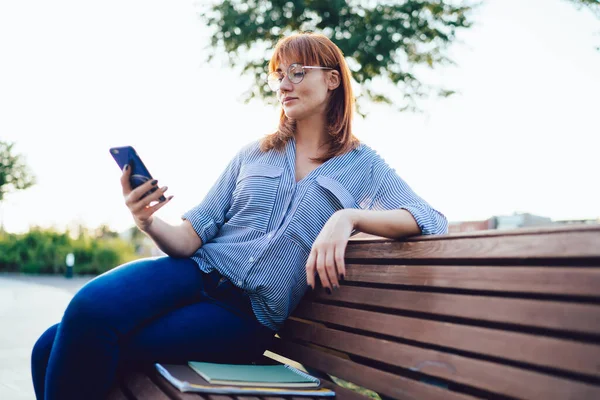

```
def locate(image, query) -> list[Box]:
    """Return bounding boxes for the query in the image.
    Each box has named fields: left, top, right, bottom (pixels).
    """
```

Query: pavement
left=0, top=273, right=93, bottom=400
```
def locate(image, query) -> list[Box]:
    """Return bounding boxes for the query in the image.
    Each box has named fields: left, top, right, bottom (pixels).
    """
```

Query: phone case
left=109, top=146, right=166, bottom=202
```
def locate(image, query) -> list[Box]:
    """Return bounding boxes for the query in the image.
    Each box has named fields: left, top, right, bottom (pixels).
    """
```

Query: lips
left=282, top=97, right=298, bottom=104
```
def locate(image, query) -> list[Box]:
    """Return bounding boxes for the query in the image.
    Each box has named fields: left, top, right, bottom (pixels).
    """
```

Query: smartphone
left=109, top=146, right=167, bottom=202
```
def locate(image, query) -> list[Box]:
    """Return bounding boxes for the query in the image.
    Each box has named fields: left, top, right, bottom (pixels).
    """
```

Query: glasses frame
left=267, top=63, right=334, bottom=91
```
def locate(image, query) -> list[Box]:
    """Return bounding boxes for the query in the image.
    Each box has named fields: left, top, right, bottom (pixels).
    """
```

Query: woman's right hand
left=121, top=164, right=172, bottom=231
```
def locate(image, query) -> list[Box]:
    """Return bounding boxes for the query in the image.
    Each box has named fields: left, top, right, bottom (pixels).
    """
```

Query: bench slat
left=351, top=225, right=600, bottom=242
left=311, top=286, right=600, bottom=335
left=345, top=230, right=600, bottom=260
left=122, top=372, right=171, bottom=399
left=149, top=367, right=208, bottom=399
left=271, top=339, right=478, bottom=400
left=292, top=303, right=600, bottom=378
left=345, top=264, right=600, bottom=297
left=281, top=319, right=600, bottom=400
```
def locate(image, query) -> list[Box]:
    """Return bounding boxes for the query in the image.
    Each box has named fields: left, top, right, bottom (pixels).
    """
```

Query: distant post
left=65, top=253, right=75, bottom=279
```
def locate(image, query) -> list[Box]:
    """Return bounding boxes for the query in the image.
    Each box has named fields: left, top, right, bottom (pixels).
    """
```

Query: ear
left=327, top=70, right=341, bottom=91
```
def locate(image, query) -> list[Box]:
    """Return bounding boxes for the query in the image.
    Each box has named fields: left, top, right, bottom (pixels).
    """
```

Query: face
left=274, top=61, right=339, bottom=121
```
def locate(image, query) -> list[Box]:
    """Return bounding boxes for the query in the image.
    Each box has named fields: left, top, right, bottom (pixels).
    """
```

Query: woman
left=31, top=32, right=447, bottom=399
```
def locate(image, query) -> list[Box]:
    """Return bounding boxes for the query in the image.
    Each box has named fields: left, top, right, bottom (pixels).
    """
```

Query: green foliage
left=0, top=227, right=138, bottom=275
left=0, top=140, right=36, bottom=202
left=202, top=0, right=475, bottom=111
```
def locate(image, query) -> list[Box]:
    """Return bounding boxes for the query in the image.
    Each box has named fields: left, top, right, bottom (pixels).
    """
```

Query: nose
left=279, top=74, right=294, bottom=92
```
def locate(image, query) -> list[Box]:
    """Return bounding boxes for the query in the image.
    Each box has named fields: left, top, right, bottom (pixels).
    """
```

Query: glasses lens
left=267, top=72, right=282, bottom=91
left=288, top=64, right=304, bottom=84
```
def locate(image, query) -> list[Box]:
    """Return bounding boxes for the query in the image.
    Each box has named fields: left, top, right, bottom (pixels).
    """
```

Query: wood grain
left=122, top=372, right=171, bottom=400
left=292, top=303, right=600, bottom=378
left=311, top=285, right=600, bottom=335
left=271, top=339, right=478, bottom=400
left=280, top=319, right=600, bottom=400
left=343, top=264, right=600, bottom=297
left=345, top=230, right=600, bottom=259
left=350, top=224, right=600, bottom=242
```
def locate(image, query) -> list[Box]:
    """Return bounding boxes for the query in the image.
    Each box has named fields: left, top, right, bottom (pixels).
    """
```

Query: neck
left=294, top=113, right=329, bottom=155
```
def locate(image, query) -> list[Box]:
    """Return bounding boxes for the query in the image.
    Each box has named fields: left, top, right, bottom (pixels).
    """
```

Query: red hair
left=260, top=33, right=359, bottom=162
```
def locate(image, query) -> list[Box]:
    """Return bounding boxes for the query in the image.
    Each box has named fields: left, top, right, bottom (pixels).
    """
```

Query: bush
left=0, top=227, right=138, bottom=275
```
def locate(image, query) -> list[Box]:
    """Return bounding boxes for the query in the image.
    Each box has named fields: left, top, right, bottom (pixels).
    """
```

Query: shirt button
left=237, top=280, right=243, bottom=285
left=249, top=257, right=255, bottom=263
left=267, top=233, right=273, bottom=239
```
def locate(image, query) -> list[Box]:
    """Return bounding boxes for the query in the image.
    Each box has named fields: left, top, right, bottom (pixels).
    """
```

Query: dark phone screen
left=110, top=146, right=166, bottom=202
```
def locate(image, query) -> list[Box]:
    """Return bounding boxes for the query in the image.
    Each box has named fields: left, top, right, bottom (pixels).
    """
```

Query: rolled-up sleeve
left=370, top=170, right=448, bottom=235
left=182, top=151, right=243, bottom=244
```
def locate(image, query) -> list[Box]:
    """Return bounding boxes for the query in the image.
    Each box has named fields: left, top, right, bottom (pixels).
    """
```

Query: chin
left=282, top=107, right=305, bottom=120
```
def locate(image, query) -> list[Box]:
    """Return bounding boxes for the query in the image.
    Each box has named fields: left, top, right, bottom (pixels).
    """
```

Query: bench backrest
left=270, top=225, right=600, bottom=400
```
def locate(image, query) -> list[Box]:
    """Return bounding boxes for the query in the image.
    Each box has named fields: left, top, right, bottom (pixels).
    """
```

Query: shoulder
left=237, top=139, right=262, bottom=158
left=350, top=142, right=395, bottom=176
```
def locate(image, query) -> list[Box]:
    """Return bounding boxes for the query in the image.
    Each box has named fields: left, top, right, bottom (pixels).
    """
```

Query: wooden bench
left=109, top=225, right=600, bottom=399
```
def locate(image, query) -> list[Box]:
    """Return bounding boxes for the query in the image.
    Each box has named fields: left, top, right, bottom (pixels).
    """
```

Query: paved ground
left=0, top=273, right=93, bottom=400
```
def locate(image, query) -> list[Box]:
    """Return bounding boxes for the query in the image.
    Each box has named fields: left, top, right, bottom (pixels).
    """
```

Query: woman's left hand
left=306, top=209, right=355, bottom=293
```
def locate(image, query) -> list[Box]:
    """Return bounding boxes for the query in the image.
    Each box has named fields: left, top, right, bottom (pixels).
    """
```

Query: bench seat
left=110, top=225, right=600, bottom=399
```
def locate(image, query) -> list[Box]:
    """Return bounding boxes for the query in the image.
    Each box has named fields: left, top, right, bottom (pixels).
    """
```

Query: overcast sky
left=1, top=0, right=599, bottom=234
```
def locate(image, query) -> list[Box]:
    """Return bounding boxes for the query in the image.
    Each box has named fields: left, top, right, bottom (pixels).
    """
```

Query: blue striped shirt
left=183, top=138, right=447, bottom=331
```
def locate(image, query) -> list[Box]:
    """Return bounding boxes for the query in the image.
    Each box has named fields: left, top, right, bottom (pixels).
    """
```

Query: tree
left=565, top=0, right=600, bottom=18
left=0, top=141, right=36, bottom=202
left=202, top=0, right=475, bottom=111
left=564, top=0, right=600, bottom=50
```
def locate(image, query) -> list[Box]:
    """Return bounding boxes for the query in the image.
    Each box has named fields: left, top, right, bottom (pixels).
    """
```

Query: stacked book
left=156, top=361, right=335, bottom=397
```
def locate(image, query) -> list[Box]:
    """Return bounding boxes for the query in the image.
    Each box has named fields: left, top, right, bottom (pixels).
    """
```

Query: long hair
left=260, top=33, right=359, bottom=162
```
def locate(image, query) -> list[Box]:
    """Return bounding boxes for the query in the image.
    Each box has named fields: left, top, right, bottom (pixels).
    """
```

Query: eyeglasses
left=267, top=63, right=334, bottom=91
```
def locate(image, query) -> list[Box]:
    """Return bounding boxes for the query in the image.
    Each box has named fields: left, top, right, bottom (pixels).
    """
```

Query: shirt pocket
left=225, top=163, right=283, bottom=233
left=285, top=176, right=359, bottom=252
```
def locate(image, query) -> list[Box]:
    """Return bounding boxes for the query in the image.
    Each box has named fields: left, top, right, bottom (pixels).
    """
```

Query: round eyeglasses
left=267, top=63, right=334, bottom=91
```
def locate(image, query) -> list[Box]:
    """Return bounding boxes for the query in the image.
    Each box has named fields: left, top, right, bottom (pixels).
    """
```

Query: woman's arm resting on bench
left=306, top=208, right=445, bottom=292
left=347, top=208, right=422, bottom=239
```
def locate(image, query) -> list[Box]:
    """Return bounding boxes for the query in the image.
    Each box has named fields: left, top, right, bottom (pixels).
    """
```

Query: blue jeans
left=31, top=257, right=275, bottom=400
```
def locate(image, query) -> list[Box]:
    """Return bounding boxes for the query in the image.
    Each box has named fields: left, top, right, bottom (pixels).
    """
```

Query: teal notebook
left=187, top=361, right=321, bottom=388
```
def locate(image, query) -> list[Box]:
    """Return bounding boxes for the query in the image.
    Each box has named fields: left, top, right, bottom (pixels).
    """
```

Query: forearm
left=142, top=218, right=202, bottom=258
left=346, top=208, right=422, bottom=239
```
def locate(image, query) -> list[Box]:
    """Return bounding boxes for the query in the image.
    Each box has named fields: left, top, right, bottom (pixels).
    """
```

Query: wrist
left=139, top=216, right=154, bottom=232
left=341, top=208, right=361, bottom=230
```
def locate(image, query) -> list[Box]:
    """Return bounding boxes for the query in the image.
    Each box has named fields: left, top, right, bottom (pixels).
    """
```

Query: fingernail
left=151, top=179, right=158, bottom=185
left=168, top=195, right=174, bottom=200
left=123, top=164, right=129, bottom=171
left=326, top=288, right=332, bottom=295
left=340, top=274, right=345, bottom=281
left=333, top=285, right=339, bottom=290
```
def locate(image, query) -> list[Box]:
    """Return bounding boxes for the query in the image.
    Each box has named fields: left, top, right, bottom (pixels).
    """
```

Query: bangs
left=262, top=32, right=358, bottom=162
left=269, top=35, right=326, bottom=72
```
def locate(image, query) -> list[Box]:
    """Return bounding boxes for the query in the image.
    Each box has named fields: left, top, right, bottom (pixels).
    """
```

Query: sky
left=0, top=0, right=599, bottom=234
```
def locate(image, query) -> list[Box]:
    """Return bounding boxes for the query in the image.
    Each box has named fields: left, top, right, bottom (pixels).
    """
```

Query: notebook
left=188, top=361, right=320, bottom=387
left=155, top=363, right=335, bottom=397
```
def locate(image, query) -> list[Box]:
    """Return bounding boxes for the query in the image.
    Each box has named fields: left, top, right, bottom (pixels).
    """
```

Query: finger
left=120, top=164, right=132, bottom=195
left=324, top=247, right=339, bottom=289
left=145, top=186, right=170, bottom=207
left=334, top=241, right=347, bottom=282
left=305, top=250, right=317, bottom=289
left=145, top=194, right=174, bottom=214
left=315, top=249, right=332, bottom=293
left=130, top=179, right=159, bottom=203
left=132, top=185, right=168, bottom=213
